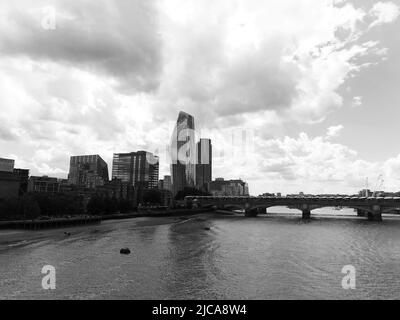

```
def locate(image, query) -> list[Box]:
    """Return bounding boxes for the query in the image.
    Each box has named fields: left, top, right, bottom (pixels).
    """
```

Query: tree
left=86, top=196, right=105, bottom=216
left=142, top=189, right=162, bottom=205
left=18, top=194, right=41, bottom=219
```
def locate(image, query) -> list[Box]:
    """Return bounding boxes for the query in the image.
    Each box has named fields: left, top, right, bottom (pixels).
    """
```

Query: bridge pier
left=302, top=209, right=311, bottom=220
left=245, top=208, right=258, bottom=217
left=357, top=209, right=366, bottom=217
left=367, top=205, right=382, bottom=222
left=257, top=207, right=267, bottom=215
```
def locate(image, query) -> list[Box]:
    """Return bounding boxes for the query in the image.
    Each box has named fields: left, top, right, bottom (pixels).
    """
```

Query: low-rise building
left=0, top=171, right=20, bottom=201
left=208, top=178, right=249, bottom=197
left=28, top=176, right=61, bottom=193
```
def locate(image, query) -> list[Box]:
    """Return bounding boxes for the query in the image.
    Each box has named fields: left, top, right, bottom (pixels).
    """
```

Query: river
left=1, top=207, right=399, bottom=299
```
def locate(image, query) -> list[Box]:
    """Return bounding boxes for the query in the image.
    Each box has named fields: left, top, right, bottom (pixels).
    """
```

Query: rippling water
left=1, top=208, right=400, bottom=300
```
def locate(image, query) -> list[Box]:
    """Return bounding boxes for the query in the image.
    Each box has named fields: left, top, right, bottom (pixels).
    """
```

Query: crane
left=373, top=175, right=384, bottom=197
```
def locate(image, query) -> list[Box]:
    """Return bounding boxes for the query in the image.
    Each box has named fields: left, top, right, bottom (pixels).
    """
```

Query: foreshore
left=0, top=207, right=221, bottom=231
left=0, top=210, right=230, bottom=248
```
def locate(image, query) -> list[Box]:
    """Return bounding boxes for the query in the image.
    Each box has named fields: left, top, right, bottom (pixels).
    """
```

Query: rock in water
left=120, top=248, right=131, bottom=255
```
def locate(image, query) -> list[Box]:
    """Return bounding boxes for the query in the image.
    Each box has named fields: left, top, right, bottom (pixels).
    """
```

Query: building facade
left=0, top=172, right=20, bottom=201
left=13, top=168, right=29, bottom=195
left=112, top=151, right=159, bottom=189
left=208, top=178, right=249, bottom=197
left=0, top=159, right=24, bottom=201
left=196, top=139, right=212, bottom=191
left=28, top=176, right=61, bottom=193
left=0, top=158, right=15, bottom=173
left=170, top=111, right=196, bottom=195
left=158, top=175, right=172, bottom=192
left=68, top=155, right=109, bottom=189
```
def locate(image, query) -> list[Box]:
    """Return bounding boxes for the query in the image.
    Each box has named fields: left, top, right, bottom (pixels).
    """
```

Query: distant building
left=359, top=189, right=373, bottom=197
left=170, top=111, right=196, bottom=195
left=112, top=151, right=159, bottom=189
left=260, top=193, right=275, bottom=197
left=68, top=155, right=109, bottom=189
left=0, top=171, right=20, bottom=201
left=28, top=176, right=61, bottom=193
left=96, top=178, right=134, bottom=201
left=196, top=139, right=212, bottom=191
left=0, top=158, right=15, bottom=172
left=13, top=168, right=29, bottom=195
left=208, top=178, right=249, bottom=196
left=159, top=189, right=173, bottom=207
left=158, top=175, right=172, bottom=192
left=163, top=175, right=172, bottom=191
left=0, top=159, right=23, bottom=201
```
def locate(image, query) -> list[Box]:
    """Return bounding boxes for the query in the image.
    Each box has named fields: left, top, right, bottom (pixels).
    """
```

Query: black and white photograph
left=0, top=0, right=400, bottom=309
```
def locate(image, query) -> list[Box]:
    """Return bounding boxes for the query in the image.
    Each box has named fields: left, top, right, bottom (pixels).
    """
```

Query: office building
left=0, top=171, right=20, bottom=201
left=28, top=176, right=61, bottom=193
left=112, top=151, right=159, bottom=189
left=196, top=139, right=212, bottom=191
left=170, top=111, right=196, bottom=195
left=13, top=168, right=29, bottom=195
left=0, top=158, right=15, bottom=172
left=158, top=175, right=172, bottom=192
left=68, top=155, right=109, bottom=189
left=208, top=178, right=249, bottom=197
left=0, top=158, right=23, bottom=201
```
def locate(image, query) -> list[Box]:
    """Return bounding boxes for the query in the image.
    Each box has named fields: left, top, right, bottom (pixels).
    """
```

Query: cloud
left=0, top=0, right=398, bottom=195
left=326, top=125, right=344, bottom=139
left=154, top=0, right=391, bottom=125
left=352, top=96, right=363, bottom=107
left=234, top=131, right=400, bottom=195
left=369, top=1, right=400, bottom=29
left=0, top=0, right=162, bottom=93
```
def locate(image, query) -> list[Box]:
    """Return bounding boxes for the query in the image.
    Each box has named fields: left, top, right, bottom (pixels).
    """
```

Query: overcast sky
left=0, top=0, right=399, bottom=195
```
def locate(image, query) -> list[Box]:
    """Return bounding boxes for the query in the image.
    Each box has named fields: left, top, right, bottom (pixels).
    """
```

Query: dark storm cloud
left=0, top=0, right=162, bottom=93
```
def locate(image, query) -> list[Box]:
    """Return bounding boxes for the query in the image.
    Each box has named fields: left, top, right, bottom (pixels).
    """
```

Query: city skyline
left=0, top=1, right=400, bottom=196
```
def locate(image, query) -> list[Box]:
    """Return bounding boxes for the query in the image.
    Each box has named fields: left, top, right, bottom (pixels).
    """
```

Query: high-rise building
left=196, top=139, right=212, bottom=191
left=170, top=111, right=196, bottom=195
left=112, top=151, right=159, bottom=189
left=68, top=155, right=109, bottom=189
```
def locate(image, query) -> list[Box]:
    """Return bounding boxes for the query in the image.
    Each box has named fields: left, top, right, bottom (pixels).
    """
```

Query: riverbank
left=0, top=208, right=216, bottom=230
left=0, top=211, right=224, bottom=249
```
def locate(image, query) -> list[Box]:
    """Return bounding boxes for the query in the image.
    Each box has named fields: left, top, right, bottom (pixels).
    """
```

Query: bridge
left=184, top=196, right=400, bottom=221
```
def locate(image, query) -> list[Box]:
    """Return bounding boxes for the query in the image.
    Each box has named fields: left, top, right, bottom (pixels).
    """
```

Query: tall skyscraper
left=170, top=111, right=196, bottom=195
left=68, top=155, right=109, bottom=189
left=196, top=139, right=212, bottom=191
left=112, top=151, right=159, bottom=189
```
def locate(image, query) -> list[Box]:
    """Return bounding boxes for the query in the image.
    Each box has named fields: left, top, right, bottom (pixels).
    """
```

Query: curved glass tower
left=170, top=111, right=196, bottom=195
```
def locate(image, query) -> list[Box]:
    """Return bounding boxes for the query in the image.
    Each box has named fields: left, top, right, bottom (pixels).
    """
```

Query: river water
left=1, top=207, right=400, bottom=300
